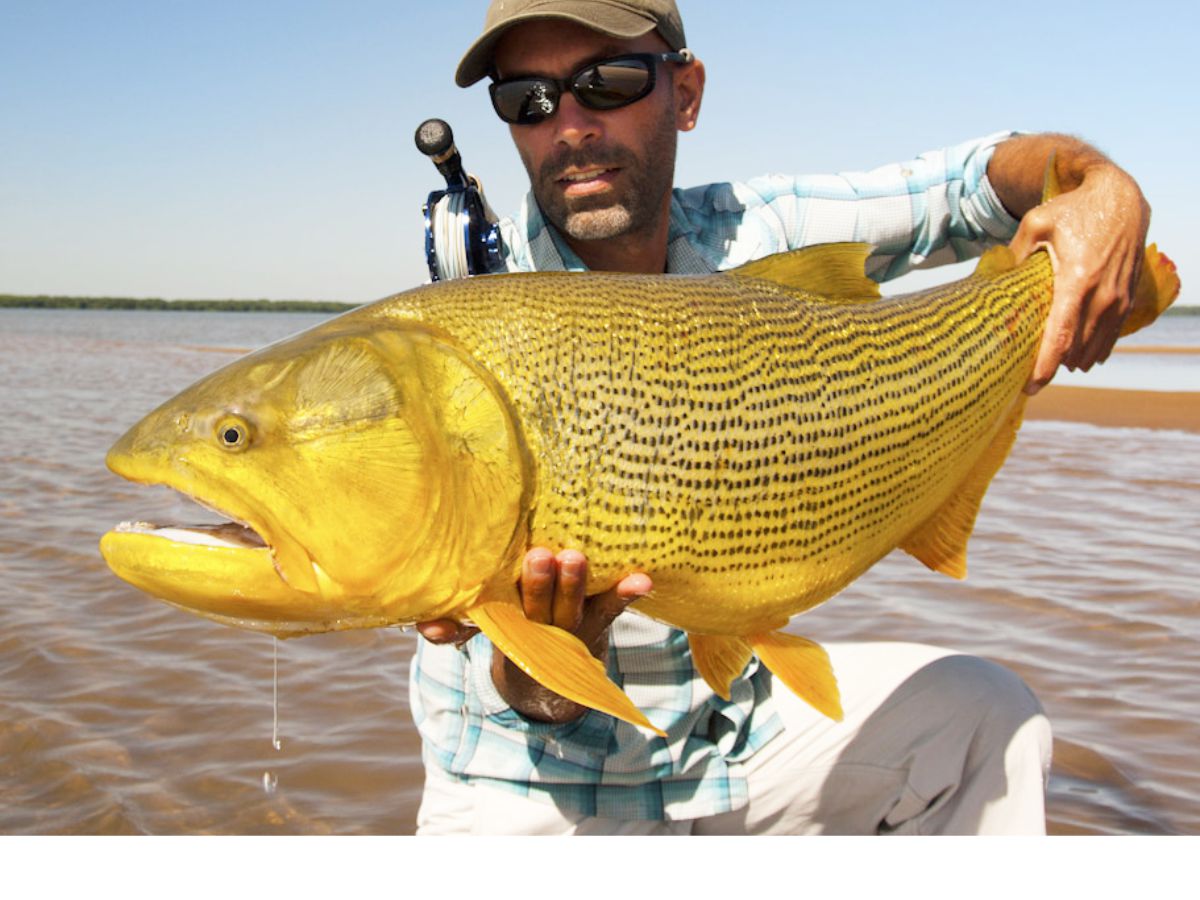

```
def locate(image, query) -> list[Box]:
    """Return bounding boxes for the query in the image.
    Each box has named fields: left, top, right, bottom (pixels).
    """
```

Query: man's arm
left=987, top=134, right=1151, bottom=393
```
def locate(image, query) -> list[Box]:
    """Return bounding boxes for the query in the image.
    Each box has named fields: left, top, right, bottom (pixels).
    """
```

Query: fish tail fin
left=1120, top=244, right=1181, bottom=337
left=687, top=633, right=753, bottom=701
left=469, top=597, right=665, bottom=737
left=748, top=630, right=843, bottom=721
left=901, top=395, right=1028, bottom=579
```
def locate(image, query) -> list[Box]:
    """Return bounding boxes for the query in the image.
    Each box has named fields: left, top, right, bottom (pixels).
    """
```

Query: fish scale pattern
left=368, top=253, right=1055, bottom=635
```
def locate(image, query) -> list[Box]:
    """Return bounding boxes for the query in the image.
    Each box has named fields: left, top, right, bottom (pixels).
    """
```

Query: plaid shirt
left=411, top=130, right=1020, bottom=821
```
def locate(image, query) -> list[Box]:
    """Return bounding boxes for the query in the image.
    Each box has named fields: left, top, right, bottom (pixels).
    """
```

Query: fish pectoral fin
left=728, top=243, right=881, bottom=301
left=469, top=598, right=665, bottom=737
left=749, top=631, right=843, bottom=721
left=900, top=395, right=1028, bottom=579
left=687, top=633, right=753, bottom=701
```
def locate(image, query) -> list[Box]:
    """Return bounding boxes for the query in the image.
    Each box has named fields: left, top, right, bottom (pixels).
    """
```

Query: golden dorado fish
left=100, top=237, right=1179, bottom=736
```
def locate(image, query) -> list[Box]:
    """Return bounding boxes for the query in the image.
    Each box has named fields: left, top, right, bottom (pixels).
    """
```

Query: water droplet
left=263, top=771, right=278, bottom=795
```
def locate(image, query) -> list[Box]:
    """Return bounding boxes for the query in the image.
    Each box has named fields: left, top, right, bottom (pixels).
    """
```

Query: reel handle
left=415, top=118, right=469, bottom=190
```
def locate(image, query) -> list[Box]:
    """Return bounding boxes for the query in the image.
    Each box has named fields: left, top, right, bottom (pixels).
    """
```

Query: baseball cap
left=456, top=0, right=687, bottom=87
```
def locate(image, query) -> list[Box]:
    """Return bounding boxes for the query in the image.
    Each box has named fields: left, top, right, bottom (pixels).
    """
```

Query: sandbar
left=1026, top=386, right=1199, bottom=434
left=1111, top=345, right=1200, bottom=356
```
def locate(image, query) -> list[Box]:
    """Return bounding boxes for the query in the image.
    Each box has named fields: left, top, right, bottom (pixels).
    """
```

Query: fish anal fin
left=469, top=597, right=665, bottom=737
left=901, top=396, right=1028, bottom=579
left=688, top=633, right=753, bottom=701
left=1120, top=244, right=1181, bottom=337
left=729, top=243, right=881, bottom=301
left=749, top=631, right=843, bottom=721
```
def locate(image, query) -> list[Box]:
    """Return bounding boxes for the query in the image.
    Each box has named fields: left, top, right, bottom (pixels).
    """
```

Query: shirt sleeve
left=676, top=130, right=1023, bottom=282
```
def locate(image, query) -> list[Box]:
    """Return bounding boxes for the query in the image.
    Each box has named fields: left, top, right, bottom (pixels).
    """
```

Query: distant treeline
left=0, top=294, right=359, bottom=313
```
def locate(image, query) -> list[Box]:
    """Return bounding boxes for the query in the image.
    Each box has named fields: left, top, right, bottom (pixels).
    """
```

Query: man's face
left=492, top=20, right=694, bottom=244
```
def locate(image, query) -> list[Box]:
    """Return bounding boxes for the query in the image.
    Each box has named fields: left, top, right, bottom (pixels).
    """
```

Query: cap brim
left=456, top=4, right=658, bottom=87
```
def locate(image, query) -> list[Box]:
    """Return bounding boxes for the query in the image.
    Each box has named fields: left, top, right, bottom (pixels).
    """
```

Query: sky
left=2, top=0, right=1196, bottom=304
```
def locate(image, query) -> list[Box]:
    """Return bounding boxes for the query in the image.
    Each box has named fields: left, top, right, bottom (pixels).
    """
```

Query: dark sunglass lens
left=573, top=59, right=652, bottom=109
left=492, top=79, right=559, bottom=124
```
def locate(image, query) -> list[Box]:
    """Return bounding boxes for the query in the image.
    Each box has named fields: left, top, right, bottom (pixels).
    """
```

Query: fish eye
left=216, top=416, right=251, bottom=452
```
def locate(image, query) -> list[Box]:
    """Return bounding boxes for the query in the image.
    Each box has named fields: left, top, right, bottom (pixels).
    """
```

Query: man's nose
left=552, top=92, right=602, bottom=148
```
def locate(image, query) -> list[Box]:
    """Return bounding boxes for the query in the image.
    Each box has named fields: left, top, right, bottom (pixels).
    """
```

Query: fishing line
left=263, top=637, right=282, bottom=795
left=272, top=636, right=282, bottom=751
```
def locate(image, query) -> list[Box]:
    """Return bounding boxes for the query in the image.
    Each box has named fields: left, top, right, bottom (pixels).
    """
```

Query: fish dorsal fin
left=688, top=633, right=753, bottom=701
left=972, top=245, right=1019, bottom=280
left=900, top=396, right=1028, bottom=578
left=967, top=152, right=1057, bottom=284
left=728, top=243, right=881, bottom=301
left=748, top=631, right=843, bottom=721
left=1042, top=150, right=1063, bottom=204
left=468, top=594, right=666, bottom=737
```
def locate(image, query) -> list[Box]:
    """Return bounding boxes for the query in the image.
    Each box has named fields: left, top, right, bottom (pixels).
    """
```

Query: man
left=411, top=0, right=1149, bottom=835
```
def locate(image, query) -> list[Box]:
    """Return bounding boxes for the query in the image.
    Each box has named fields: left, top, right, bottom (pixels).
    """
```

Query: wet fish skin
left=100, top=240, right=1179, bottom=734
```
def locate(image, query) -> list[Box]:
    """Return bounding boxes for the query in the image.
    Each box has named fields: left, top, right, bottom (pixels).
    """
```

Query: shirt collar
left=515, top=190, right=716, bottom=275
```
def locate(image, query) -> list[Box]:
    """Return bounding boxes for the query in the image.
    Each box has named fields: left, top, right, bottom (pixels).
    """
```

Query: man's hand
left=416, top=548, right=652, bottom=724
left=989, top=134, right=1150, bottom=394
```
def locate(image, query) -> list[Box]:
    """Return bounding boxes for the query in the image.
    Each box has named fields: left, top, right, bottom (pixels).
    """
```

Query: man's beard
left=525, top=111, right=678, bottom=242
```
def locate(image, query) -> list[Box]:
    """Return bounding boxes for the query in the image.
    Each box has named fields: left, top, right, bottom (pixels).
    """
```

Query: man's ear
left=674, top=57, right=705, bottom=132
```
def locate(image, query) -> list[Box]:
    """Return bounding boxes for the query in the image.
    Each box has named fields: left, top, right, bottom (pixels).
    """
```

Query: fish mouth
left=103, top=454, right=280, bottom=568
left=109, top=481, right=271, bottom=553
left=99, top=482, right=368, bottom=637
left=110, top=520, right=268, bottom=550
left=104, top=428, right=322, bottom=594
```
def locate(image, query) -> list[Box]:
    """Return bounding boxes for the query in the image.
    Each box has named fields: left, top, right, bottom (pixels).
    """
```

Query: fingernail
left=530, top=556, right=553, bottom=576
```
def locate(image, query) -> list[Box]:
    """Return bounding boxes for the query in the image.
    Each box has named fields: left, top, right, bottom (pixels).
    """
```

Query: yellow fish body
left=100, top=241, right=1179, bottom=735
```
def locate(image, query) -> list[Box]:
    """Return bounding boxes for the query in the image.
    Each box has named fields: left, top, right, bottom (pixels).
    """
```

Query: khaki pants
left=417, top=642, right=1052, bottom=835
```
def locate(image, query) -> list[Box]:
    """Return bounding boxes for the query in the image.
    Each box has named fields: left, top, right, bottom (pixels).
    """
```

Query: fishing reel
left=415, top=118, right=501, bottom=281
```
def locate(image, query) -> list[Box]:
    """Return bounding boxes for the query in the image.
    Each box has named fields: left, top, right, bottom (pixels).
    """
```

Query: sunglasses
left=489, top=50, right=694, bottom=126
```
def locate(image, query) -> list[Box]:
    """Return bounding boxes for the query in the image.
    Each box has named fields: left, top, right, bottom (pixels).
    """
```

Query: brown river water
left=1, top=308, right=1197, bottom=835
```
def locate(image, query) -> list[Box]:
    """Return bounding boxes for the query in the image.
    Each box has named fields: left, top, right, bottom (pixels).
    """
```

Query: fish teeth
left=114, top=520, right=159, bottom=534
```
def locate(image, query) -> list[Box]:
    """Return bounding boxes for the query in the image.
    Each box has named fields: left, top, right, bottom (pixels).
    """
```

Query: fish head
left=101, top=317, right=530, bottom=636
